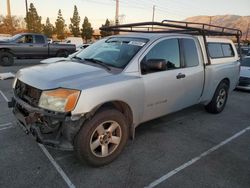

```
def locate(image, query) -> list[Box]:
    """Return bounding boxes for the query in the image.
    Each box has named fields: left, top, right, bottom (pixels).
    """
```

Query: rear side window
left=221, top=44, right=234, bottom=57
left=208, top=43, right=223, bottom=58
left=35, top=35, right=45, bottom=44
left=182, top=38, right=199, bottom=67
left=208, top=43, right=234, bottom=58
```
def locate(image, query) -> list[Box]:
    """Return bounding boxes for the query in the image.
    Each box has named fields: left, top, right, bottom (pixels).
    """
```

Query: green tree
left=100, top=19, right=112, bottom=37
left=25, top=3, right=42, bottom=33
left=55, top=9, right=66, bottom=40
left=0, top=15, right=21, bottom=34
left=43, top=17, right=54, bottom=38
left=69, top=5, right=81, bottom=37
left=81, top=17, right=93, bottom=43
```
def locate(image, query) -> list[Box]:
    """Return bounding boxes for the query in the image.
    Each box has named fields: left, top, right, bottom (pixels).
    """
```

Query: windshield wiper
left=84, top=58, right=111, bottom=71
left=71, top=56, right=83, bottom=60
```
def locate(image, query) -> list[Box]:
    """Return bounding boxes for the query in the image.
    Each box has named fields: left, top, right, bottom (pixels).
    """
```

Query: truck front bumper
left=9, top=96, right=83, bottom=151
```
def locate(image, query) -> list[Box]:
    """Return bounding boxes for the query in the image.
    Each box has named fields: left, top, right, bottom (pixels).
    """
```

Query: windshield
left=9, top=34, right=22, bottom=41
left=75, top=37, right=148, bottom=68
left=241, top=57, right=250, bottom=67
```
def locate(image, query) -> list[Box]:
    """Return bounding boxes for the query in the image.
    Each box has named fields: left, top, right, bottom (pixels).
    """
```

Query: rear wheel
left=205, top=81, right=229, bottom=114
left=56, top=50, right=69, bottom=57
left=74, top=109, right=129, bottom=166
left=0, top=51, right=14, bottom=66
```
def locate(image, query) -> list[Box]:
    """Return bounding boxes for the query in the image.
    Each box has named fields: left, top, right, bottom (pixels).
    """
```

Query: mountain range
left=185, top=15, right=250, bottom=39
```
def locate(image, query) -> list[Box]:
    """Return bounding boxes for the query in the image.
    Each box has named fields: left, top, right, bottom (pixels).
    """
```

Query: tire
left=0, top=51, right=14, bottom=66
left=56, top=50, right=69, bottom=57
left=74, top=109, right=129, bottom=166
left=205, top=81, right=229, bottom=114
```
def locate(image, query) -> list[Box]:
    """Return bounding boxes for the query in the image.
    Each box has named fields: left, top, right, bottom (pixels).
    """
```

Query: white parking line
left=0, top=125, right=13, bottom=131
left=38, top=144, right=76, bottom=188
left=0, top=122, right=12, bottom=128
left=145, top=126, right=250, bottom=188
left=0, top=90, right=10, bottom=102
left=0, top=123, right=13, bottom=131
left=0, top=90, right=75, bottom=187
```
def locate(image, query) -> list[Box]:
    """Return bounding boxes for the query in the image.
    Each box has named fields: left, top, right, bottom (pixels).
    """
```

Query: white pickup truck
left=9, top=20, right=241, bottom=166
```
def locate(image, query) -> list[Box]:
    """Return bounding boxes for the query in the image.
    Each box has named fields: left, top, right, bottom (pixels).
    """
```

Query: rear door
left=32, top=35, right=48, bottom=58
left=178, top=37, right=204, bottom=107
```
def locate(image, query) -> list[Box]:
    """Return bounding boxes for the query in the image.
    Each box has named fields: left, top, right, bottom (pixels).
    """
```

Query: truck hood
left=16, top=61, right=116, bottom=90
left=240, top=66, right=250, bottom=78
left=40, top=57, right=69, bottom=64
left=0, top=40, right=10, bottom=43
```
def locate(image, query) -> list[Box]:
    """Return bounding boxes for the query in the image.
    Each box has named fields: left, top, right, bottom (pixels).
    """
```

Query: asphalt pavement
left=0, top=59, right=249, bottom=188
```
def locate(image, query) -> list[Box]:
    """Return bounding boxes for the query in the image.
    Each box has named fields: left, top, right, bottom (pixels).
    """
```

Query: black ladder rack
left=100, top=19, right=242, bottom=37
left=100, top=20, right=242, bottom=63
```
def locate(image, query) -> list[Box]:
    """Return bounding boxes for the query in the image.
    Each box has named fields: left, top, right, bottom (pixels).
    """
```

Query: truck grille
left=14, top=79, right=42, bottom=106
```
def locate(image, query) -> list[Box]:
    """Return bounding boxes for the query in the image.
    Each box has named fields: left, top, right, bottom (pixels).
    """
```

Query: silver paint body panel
left=15, top=33, right=240, bottom=127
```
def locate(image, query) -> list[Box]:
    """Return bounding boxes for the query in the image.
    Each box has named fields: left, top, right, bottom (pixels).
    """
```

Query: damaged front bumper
left=9, top=96, right=84, bottom=151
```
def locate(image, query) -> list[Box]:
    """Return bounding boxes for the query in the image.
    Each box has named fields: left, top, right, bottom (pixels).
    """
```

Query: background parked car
left=0, top=33, right=76, bottom=66
left=40, top=49, right=81, bottom=64
left=237, top=56, right=250, bottom=90
left=76, top=44, right=90, bottom=51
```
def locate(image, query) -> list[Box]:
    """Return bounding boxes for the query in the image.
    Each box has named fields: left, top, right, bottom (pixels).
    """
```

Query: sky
left=0, top=0, right=249, bottom=29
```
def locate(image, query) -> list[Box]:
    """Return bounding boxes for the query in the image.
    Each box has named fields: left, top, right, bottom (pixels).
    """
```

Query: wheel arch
left=87, top=100, right=135, bottom=139
left=56, top=49, right=69, bottom=56
left=220, top=77, right=230, bottom=89
left=0, top=48, right=14, bottom=55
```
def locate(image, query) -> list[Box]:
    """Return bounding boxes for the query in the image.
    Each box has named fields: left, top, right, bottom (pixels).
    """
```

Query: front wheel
left=0, top=51, right=14, bottom=66
left=74, top=109, right=129, bottom=166
left=205, top=81, right=229, bottom=114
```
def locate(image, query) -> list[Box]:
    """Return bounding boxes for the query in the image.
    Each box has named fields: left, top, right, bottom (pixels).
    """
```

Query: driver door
left=13, top=34, right=34, bottom=57
left=141, top=37, right=187, bottom=122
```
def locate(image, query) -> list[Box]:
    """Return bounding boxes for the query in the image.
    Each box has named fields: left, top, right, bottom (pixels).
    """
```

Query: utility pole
left=152, top=5, right=156, bottom=22
left=115, top=0, right=119, bottom=25
left=152, top=5, right=155, bottom=31
left=25, top=0, right=28, bottom=16
left=245, top=23, right=249, bottom=41
left=7, top=0, right=11, bottom=17
left=208, top=16, right=212, bottom=30
left=6, top=0, right=13, bottom=35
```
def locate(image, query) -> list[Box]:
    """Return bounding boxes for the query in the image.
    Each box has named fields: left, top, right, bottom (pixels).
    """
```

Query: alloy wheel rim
left=216, top=88, right=226, bottom=109
left=2, top=56, right=9, bottom=63
left=90, top=120, right=122, bottom=158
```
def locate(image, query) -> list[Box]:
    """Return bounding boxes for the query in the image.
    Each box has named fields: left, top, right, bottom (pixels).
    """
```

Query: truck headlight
left=12, top=77, right=17, bottom=89
left=38, top=88, right=80, bottom=112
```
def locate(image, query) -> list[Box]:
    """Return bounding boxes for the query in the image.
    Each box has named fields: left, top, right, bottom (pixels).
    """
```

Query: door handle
left=176, top=73, right=186, bottom=79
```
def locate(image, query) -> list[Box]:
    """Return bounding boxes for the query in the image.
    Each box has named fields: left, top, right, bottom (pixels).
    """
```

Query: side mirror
left=143, top=59, right=167, bottom=72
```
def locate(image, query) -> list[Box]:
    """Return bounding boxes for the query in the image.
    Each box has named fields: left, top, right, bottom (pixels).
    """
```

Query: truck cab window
left=17, top=35, right=33, bottom=43
left=142, top=38, right=180, bottom=73
left=35, top=35, right=45, bottom=44
left=182, top=38, right=199, bottom=67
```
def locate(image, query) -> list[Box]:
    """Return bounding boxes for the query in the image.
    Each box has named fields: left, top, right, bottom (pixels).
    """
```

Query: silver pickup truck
left=0, top=33, right=76, bottom=66
left=9, top=21, right=241, bottom=166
